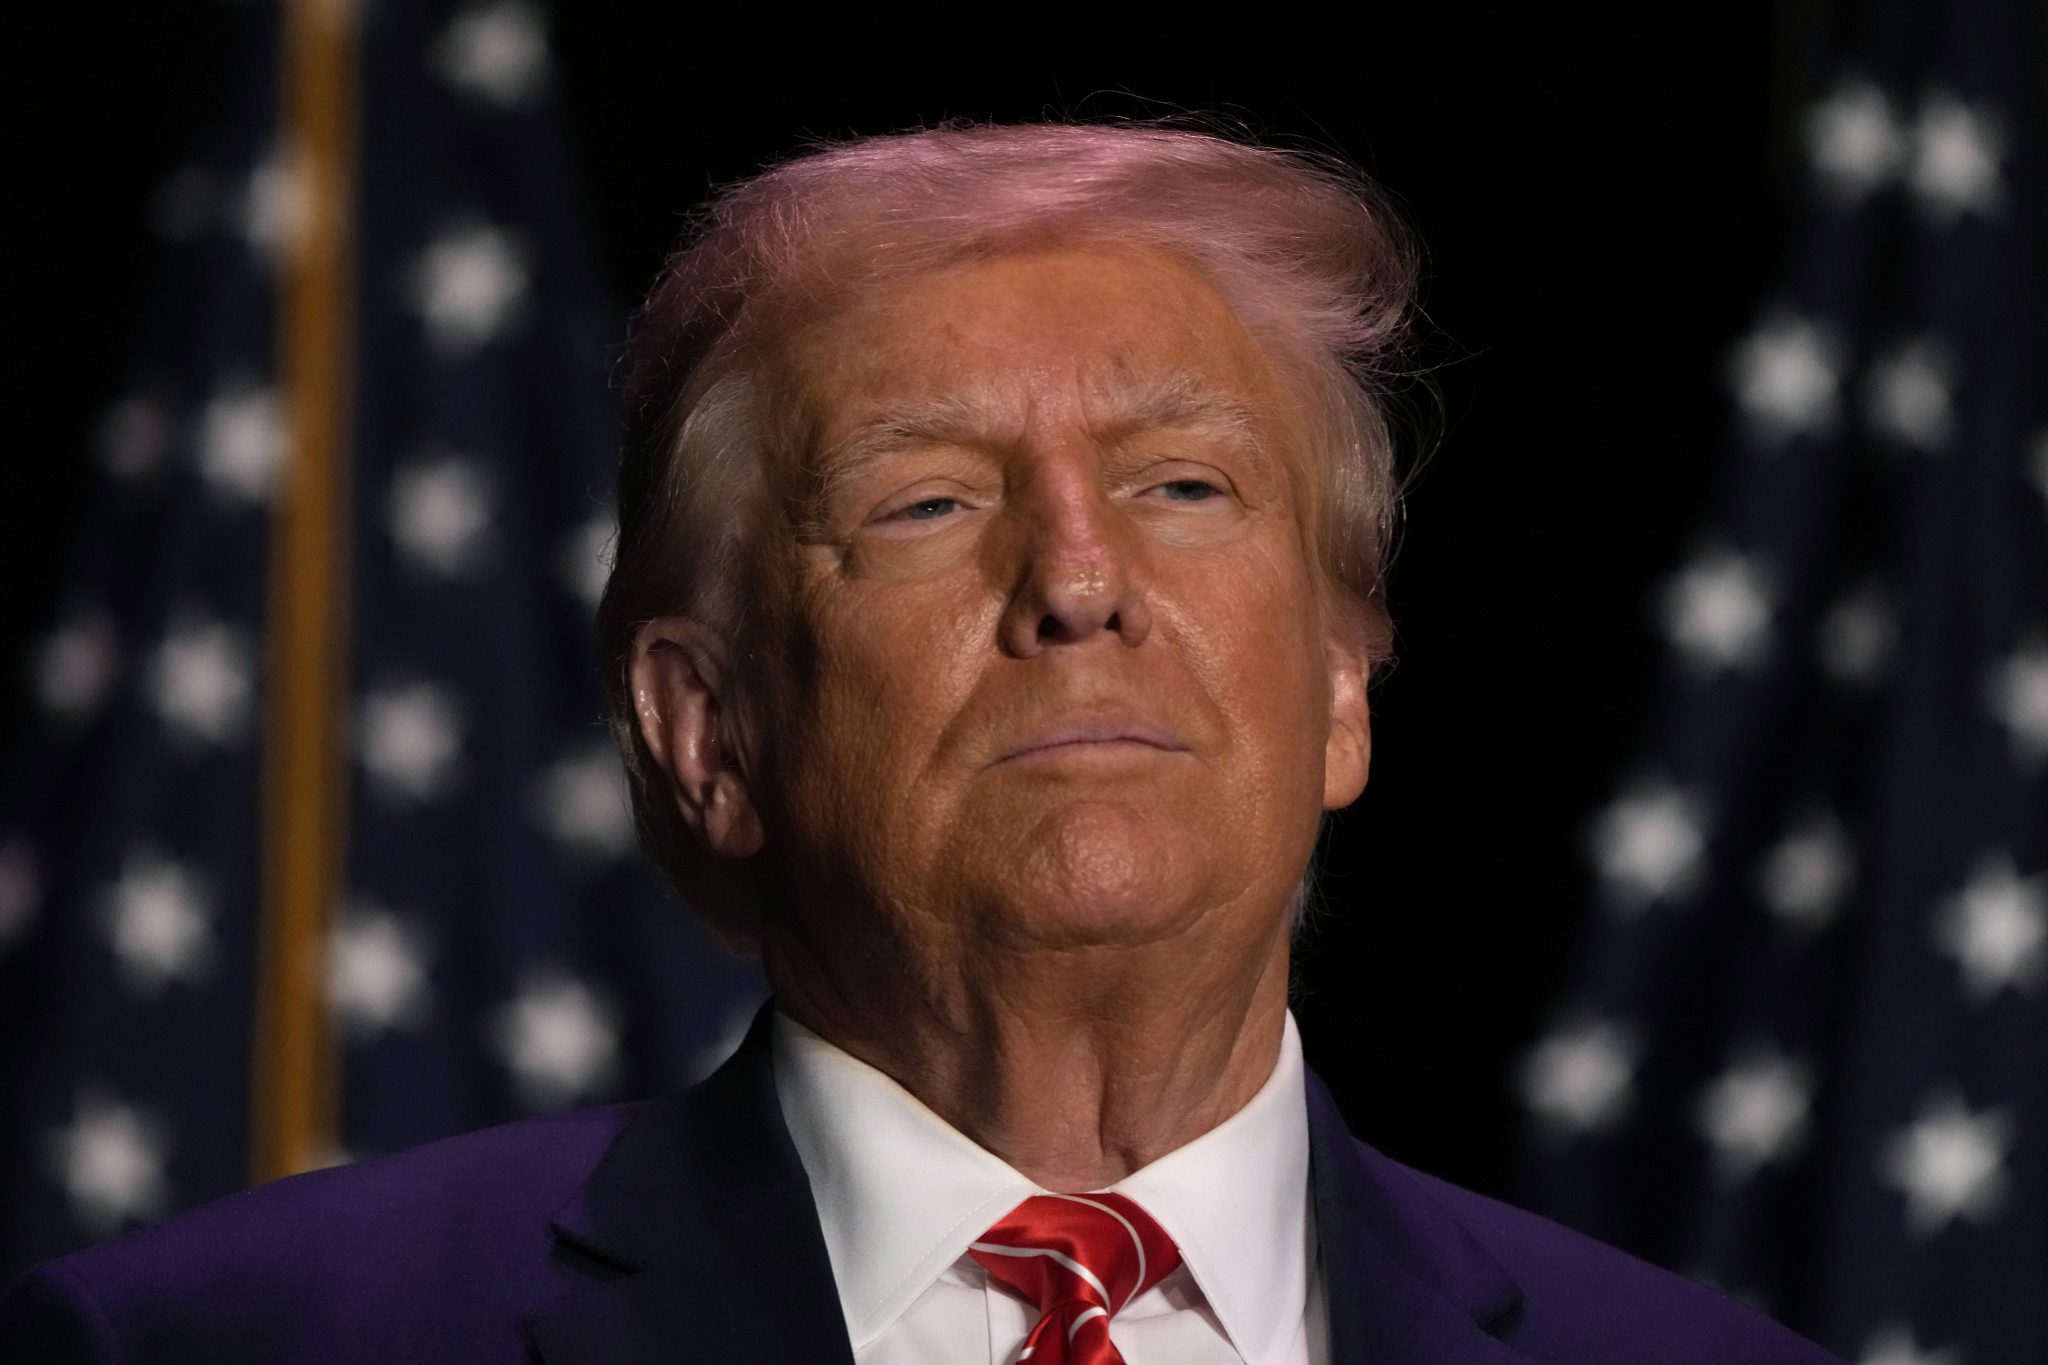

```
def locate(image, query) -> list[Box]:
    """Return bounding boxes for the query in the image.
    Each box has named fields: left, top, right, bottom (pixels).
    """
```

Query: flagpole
left=252, top=0, right=357, bottom=1184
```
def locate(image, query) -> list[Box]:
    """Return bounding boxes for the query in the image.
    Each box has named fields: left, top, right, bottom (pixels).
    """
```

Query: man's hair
left=599, top=121, right=1421, bottom=947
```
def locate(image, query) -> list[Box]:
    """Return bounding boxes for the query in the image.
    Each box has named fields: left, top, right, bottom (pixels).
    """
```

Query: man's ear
left=629, top=618, right=766, bottom=859
left=1322, top=633, right=1372, bottom=811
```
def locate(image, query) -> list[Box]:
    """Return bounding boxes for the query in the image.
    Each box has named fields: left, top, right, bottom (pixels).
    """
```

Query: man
left=3, top=124, right=1840, bottom=1363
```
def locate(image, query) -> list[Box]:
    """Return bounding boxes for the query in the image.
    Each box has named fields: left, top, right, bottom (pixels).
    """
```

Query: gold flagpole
left=252, top=0, right=358, bottom=1185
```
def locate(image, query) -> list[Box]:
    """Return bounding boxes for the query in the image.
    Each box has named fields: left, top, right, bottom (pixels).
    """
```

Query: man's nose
left=998, top=472, right=1154, bottom=658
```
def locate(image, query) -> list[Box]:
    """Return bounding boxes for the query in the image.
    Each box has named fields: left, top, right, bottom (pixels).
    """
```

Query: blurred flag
left=0, top=0, right=763, bottom=1279
left=1516, top=1, right=2045, bottom=1361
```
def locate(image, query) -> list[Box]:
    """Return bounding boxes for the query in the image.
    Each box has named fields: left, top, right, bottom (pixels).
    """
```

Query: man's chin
left=966, top=800, right=1223, bottom=951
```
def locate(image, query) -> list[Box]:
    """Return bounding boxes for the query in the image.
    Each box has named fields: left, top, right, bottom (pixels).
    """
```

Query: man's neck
left=765, top=924, right=1293, bottom=1191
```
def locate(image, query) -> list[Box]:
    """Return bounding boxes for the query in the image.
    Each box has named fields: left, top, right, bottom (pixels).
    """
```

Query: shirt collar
left=771, top=1010, right=1313, bottom=1364
left=1112, top=1011, right=1313, bottom=1365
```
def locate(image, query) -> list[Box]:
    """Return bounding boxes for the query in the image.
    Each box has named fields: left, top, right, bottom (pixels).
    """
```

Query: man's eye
left=897, top=496, right=961, bottom=521
left=1157, top=479, right=1220, bottom=502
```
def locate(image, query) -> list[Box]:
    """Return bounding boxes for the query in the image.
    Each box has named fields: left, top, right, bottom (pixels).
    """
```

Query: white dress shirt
left=772, top=1010, right=1327, bottom=1365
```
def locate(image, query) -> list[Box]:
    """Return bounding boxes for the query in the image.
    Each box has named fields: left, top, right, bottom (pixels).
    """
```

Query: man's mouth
left=995, top=716, right=1188, bottom=765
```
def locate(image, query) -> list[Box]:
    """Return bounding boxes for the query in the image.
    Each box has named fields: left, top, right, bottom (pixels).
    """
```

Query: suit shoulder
left=1358, top=1144, right=1843, bottom=1364
left=2, top=1102, right=641, bottom=1360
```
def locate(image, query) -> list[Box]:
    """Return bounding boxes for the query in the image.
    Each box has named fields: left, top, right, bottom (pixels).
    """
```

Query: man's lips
left=994, top=717, right=1189, bottom=765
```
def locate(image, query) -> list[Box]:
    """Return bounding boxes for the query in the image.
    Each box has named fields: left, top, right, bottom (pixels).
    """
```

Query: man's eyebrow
left=814, top=370, right=1266, bottom=483
left=814, top=392, right=1010, bottom=479
left=1085, top=370, right=1266, bottom=453
left=801, top=392, right=1009, bottom=519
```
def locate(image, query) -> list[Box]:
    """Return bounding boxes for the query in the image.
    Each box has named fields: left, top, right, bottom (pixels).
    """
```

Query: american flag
left=1514, top=1, right=2046, bottom=1362
left=0, top=0, right=763, bottom=1279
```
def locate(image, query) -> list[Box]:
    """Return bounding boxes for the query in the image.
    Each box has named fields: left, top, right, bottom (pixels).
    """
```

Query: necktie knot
left=969, top=1192, right=1181, bottom=1364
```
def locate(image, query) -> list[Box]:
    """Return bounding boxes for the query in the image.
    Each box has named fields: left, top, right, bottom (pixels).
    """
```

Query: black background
left=12, top=5, right=1827, bottom=1198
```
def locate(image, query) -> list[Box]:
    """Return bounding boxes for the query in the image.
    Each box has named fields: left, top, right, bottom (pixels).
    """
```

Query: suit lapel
left=523, top=1007, right=855, bottom=1365
left=1308, top=1072, right=1535, bottom=1365
left=523, top=1012, right=1534, bottom=1364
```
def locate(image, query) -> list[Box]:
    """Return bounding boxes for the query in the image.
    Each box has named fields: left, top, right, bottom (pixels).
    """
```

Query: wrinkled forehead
left=758, top=240, right=1301, bottom=473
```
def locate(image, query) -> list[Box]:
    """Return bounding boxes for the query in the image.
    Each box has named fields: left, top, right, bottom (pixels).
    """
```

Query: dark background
left=11, top=5, right=1825, bottom=1198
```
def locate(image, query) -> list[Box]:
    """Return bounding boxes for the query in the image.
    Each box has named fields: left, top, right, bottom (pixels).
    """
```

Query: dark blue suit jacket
left=3, top=1013, right=1840, bottom=1363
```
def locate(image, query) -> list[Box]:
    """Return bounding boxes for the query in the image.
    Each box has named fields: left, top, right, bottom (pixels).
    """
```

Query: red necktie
left=968, top=1192, right=1182, bottom=1365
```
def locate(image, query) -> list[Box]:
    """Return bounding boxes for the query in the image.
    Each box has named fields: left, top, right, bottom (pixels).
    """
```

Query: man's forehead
left=784, top=244, right=1274, bottom=408
left=843, top=362, right=1261, bottom=441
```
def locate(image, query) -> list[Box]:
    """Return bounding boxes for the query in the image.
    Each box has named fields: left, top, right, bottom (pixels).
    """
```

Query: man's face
left=739, top=241, right=1369, bottom=993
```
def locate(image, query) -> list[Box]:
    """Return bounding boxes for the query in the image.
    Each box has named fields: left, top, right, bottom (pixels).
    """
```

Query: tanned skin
left=631, top=242, right=1371, bottom=1192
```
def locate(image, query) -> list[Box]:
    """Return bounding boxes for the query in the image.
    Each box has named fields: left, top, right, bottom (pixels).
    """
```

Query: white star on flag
left=328, top=906, right=433, bottom=1037
left=437, top=2, right=550, bottom=105
left=151, top=617, right=255, bottom=746
left=389, top=456, right=493, bottom=575
left=1985, top=642, right=2048, bottom=764
left=1817, top=581, right=1900, bottom=686
left=198, top=381, right=289, bottom=504
left=44, top=1092, right=171, bottom=1234
left=489, top=972, right=621, bottom=1110
left=1932, top=854, right=2046, bottom=1001
left=1859, top=1324, right=1964, bottom=1365
left=97, top=394, right=173, bottom=479
left=1862, top=337, right=1955, bottom=452
left=241, top=147, right=312, bottom=262
left=1909, top=91, right=2003, bottom=221
left=0, top=838, right=39, bottom=950
left=540, top=744, right=636, bottom=858
left=101, top=853, right=215, bottom=991
left=408, top=224, right=528, bottom=350
left=1756, top=812, right=1856, bottom=930
left=358, top=682, right=465, bottom=801
left=1729, top=314, right=1841, bottom=440
left=1878, top=1093, right=2013, bottom=1236
left=1661, top=548, right=1775, bottom=671
left=1520, top=1019, right=1637, bottom=1136
left=1590, top=782, right=1709, bottom=908
left=1806, top=78, right=1905, bottom=199
left=35, top=611, right=120, bottom=719
left=1695, top=1049, right=1811, bottom=1179
left=559, top=512, right=615, bottom=608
